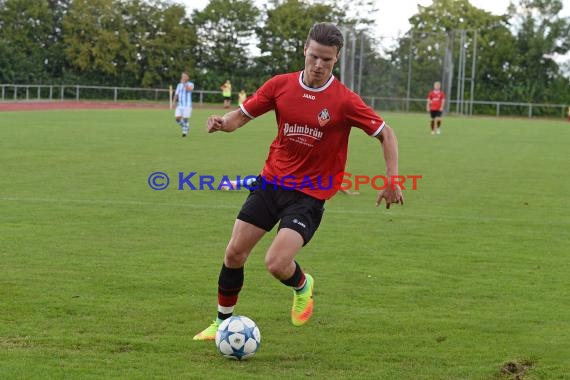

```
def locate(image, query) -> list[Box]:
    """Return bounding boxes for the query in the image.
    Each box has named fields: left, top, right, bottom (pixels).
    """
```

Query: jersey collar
left=298, top=71, right=335, bottom=92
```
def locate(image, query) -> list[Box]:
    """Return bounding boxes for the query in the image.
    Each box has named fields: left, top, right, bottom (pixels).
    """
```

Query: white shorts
left=175, top=106, right=192, bottom=119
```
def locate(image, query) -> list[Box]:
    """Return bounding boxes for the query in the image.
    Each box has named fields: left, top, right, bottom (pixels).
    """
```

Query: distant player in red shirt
left=193, top=23, right=403, bottom=340
left=427, top=81, right=445, bottom=135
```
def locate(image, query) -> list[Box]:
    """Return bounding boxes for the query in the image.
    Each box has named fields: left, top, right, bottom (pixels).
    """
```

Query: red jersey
left=427, top=90, right=445, bottom=111
left=240, top=71, right=385, bottom=200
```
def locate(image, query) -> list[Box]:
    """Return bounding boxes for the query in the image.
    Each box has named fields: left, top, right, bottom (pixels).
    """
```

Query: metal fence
left=362, top=96, right=570, bottom=119
left=0, top=84, right=230, bottom=105
left=0, top=84, right=171, bottom=103
left=1, top=84, right=568, bottom=119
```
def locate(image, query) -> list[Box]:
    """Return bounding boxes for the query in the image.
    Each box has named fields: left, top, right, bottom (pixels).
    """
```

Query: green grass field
left=1, top=106, right=569, bottom=379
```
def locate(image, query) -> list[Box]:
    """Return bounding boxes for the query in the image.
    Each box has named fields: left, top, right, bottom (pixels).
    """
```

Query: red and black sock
left=280, top=261, right=306, bottom=290
left=217, top=264, right=244, bottom=321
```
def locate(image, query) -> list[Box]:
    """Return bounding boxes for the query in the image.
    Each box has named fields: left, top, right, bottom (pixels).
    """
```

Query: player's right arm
left=426, top=93, right=431, bottom=112
left=173, top=84, right=180, bottom=104
left=207, top=109, right=250, bottom=133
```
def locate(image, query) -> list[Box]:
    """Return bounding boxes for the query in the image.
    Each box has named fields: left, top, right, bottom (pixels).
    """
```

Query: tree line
left=0, top=0, right=569, bottom=106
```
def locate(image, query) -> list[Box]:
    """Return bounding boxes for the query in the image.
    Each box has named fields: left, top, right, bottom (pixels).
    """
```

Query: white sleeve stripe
left=239, top=104, right=254, bottom=119
left=371, top=121, right=385, bottom=137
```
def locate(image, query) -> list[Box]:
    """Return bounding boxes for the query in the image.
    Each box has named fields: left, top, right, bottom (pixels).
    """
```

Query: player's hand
left=375, top=184, right=404, bottom=209
left=207, top=115, right=224, bottom=133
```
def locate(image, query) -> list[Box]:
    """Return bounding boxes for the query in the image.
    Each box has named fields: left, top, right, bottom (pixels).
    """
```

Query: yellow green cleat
left=291, top=274, right=314, bottom=326
left=192, top=320, right=220, bottom=341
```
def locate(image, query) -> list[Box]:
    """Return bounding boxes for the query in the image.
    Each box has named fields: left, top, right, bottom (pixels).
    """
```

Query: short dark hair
left=305, top=23, right=344, bottom=54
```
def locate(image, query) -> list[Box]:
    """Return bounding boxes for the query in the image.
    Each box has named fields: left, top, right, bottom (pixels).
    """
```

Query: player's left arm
left=346, top=94, right=404, bottom=208
left=440, top=94, right=445, bottom=112
left=376, top=126, right=404, bottom=209
left=344, top=93, right=404, bottom=208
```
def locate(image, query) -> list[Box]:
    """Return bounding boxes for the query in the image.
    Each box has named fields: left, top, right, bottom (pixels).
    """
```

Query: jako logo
left=292, top=219, right=306, bottom=228
left=303, top=93, right=315, bottom=100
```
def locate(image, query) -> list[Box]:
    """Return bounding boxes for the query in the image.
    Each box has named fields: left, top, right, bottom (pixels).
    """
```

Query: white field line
left=1, top=196, right=568, bottom=224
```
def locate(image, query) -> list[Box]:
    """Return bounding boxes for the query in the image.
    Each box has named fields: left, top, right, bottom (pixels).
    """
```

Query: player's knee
left=225, top=242, right=249, bottom=267
left=264, top=255, right=287, bottom=278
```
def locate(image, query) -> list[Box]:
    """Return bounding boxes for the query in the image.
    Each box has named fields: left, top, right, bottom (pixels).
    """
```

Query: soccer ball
left=215, top=316, right=261, bottom=360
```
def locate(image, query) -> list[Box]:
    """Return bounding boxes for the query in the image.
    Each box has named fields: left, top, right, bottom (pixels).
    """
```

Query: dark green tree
left=191, top=0, right=260, bottom=91
left=374, top=0, right=520, bottom=114
left=44, top=0, right=72, bottom=81
left=63, top=0, right=196, bottom=87
left=120, top=0, right=196, bottom=87
left=255, top=0, right=343, bottom=76
left=402, top=0, right=514, bottom=100
left=0, top=0, right=53, bottom=83
left=507, top=0, right=570, bottom=102
left=62, top=0, right=129, bottom=83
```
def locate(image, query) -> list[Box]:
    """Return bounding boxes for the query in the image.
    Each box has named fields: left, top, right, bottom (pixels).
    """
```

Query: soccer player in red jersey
left=427, top=81, right=445, bottom=135
left=193, top=23, right=403, bottom=340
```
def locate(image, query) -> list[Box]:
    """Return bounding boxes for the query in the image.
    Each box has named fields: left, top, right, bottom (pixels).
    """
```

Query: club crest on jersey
left=317, top=108, right=330, bottom=127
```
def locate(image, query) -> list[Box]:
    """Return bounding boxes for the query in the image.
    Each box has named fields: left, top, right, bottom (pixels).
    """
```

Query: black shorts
left=237, top=183, right=325, bottom=246
left=430, top=110, right=442, bottom=119
left=223, top=96, right=231, bottom=100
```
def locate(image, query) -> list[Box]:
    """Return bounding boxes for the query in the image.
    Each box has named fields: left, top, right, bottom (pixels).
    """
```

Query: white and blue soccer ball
left=215, top=316, right=261, bottom=360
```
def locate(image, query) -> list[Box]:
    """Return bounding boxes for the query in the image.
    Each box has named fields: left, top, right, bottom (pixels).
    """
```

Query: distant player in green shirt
left=221, top=80, right=232, bottom=108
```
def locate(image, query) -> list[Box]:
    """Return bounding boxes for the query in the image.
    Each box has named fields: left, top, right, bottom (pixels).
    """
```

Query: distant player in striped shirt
left=173, top=72, right=194, bottom=137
